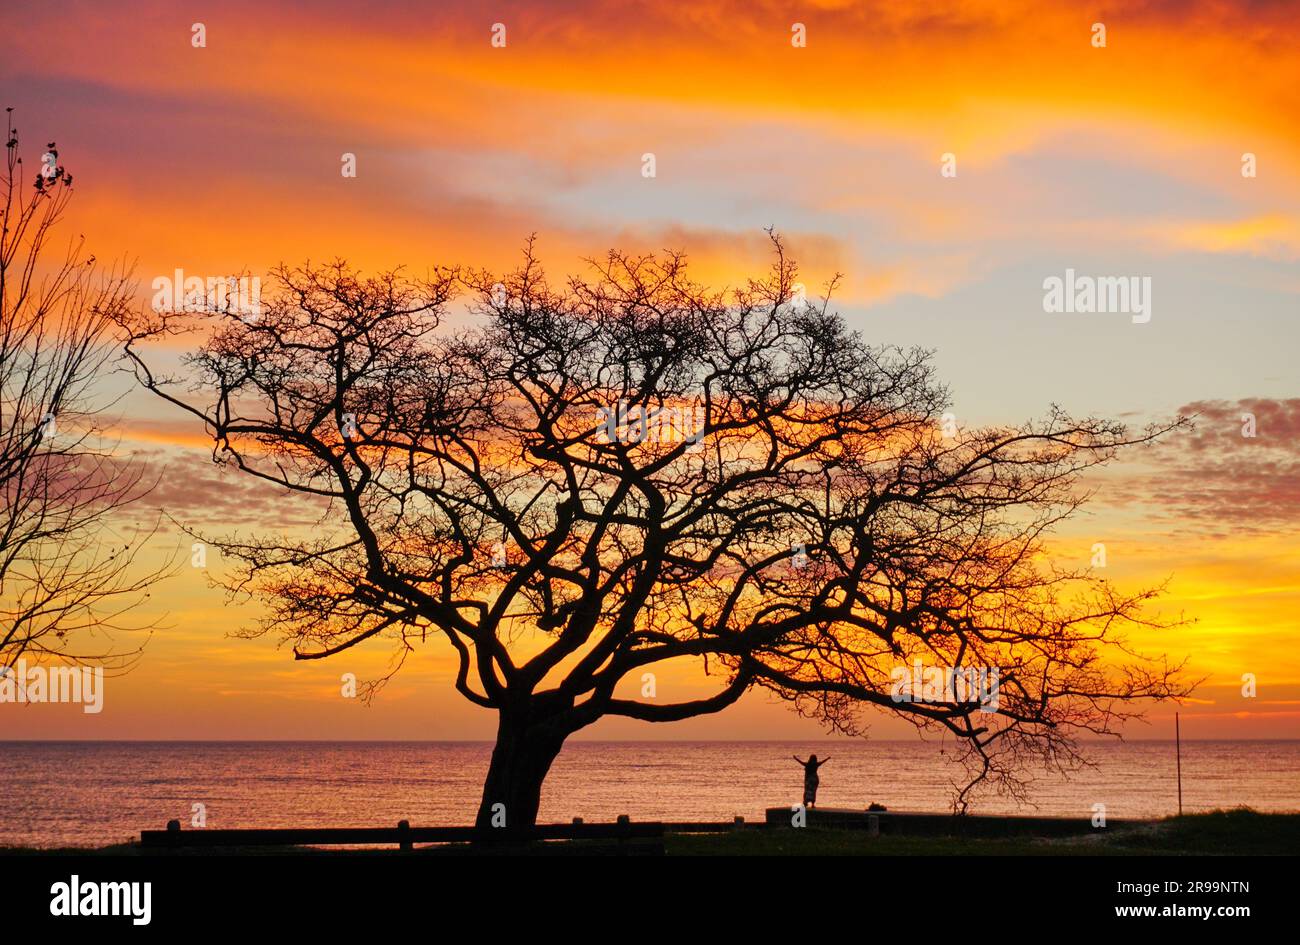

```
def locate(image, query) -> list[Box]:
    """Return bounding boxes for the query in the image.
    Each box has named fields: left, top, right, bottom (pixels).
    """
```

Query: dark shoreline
left=4, top=809, right=1294, bottom=856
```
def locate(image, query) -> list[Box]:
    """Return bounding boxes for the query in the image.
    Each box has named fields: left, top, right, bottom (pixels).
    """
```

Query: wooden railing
left=138, top=810, right=1113, bottom=850
left=139, top=815, right=756, bottom=852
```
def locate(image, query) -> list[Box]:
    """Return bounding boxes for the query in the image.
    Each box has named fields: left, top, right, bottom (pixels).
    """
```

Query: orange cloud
left=1147, top=215, right=1300, bottom=260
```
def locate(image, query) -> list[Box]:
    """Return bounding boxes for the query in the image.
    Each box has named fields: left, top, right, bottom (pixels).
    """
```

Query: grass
left=1097, top=807, right=1300, bottom=856
left=3, top=809, right=1293, bottom=856
left=669, top=808, right=1298, bottom=855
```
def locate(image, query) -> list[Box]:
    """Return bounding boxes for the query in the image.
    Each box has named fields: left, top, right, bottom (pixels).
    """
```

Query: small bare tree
left=0, top=109, right=168, bottom=676
left=126, top=236, right=1191, bottom=827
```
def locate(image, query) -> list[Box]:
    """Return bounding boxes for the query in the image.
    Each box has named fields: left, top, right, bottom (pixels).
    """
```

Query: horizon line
left=3, top=737, right=1296, bottom=744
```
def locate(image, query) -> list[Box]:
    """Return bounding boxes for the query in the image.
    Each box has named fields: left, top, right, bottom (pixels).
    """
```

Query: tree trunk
left=474, top=712, right=567, bottom=834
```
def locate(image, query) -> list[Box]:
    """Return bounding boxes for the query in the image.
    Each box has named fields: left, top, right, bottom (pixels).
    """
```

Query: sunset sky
left=2, top=0, right=1297, bottom=741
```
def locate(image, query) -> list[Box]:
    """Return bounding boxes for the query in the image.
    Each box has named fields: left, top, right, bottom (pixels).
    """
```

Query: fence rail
left=141, top=810, right=1098, bottom=850
left=139, top=816, right=752, bottom=851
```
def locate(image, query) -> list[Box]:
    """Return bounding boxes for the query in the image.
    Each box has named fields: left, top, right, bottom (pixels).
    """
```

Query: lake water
left=1, top=739, right=1296, bottom=848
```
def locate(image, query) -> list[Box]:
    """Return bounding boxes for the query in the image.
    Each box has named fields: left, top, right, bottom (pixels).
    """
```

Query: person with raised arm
left=793, top=754, right=830, bottom=808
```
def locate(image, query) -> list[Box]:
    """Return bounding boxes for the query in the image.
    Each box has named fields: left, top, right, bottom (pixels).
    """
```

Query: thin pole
left=1175, top=712, right=1183, bottom=816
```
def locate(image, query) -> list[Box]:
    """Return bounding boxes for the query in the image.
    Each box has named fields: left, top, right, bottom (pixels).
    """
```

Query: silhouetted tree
left=125, top=235, right=1190, bottom=827
left=0, top=109, right=168, bottom=675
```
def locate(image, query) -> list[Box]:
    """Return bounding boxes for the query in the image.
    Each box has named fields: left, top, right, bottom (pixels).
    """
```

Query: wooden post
left=397, top=819, right=411, bottom=852
left=1175, top=712, right=1183, bottom=817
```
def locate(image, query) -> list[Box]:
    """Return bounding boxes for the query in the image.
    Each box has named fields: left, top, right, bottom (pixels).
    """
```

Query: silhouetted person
left=793, top=754, right=830, bottom=808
